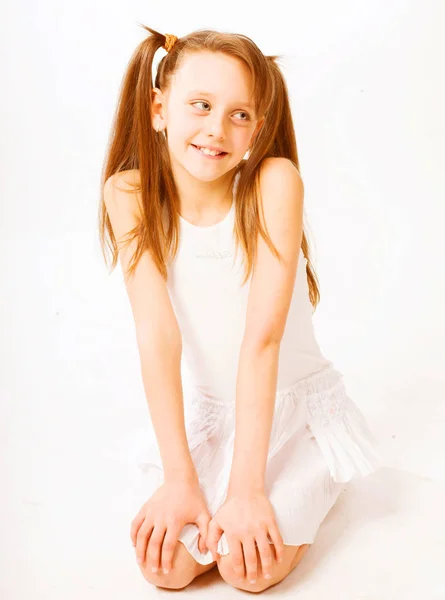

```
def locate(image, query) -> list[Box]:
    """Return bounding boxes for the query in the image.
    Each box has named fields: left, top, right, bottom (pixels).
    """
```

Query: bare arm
left=228, top=158, right=304, bottom=494
left=104, top=170, right=197, bottom=484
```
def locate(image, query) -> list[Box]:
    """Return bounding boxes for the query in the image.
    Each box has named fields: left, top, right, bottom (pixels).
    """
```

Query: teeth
left=197, top=146, right=223, bottom=156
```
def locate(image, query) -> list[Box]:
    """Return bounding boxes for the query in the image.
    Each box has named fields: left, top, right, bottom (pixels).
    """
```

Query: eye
left=191, top=101, right=251, bottom=121
left=234, top=111, right=250, bottom=121
left=192, top=101, right=211, bottom=111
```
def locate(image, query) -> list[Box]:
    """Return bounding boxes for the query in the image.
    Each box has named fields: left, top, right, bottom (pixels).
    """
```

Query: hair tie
left=163, top=33, right=178, bottom=53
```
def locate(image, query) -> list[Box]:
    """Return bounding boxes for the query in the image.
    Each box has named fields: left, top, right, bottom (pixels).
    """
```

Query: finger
left=255, top=530, right=274, bottom=580
left=228, top=537, right=245, bottom=579
left=160, top=526, right=181, bottom=575
left=197, top=532, right=206, bottom=556
left=242, top=537, right=258, bottom=583
left=146, top=525, right=166, bottom=574
left=130, top=507, right=146, bottom=547
left=207, top=519, right=223, bottom=562
left=268, top=523, right=285, bottom=564
left=135, top=519, right=153, bottom=567
left=195, top=513, right=211, bottom=555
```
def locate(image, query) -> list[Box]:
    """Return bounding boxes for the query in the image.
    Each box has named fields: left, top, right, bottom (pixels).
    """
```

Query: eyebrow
left=186, top=90, right=254, bottom=110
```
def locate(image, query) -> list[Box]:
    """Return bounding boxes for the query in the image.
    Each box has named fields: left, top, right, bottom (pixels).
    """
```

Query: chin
left=184, top=161, right=233, bottom=182
left=189, top=170, right=225, bottom=183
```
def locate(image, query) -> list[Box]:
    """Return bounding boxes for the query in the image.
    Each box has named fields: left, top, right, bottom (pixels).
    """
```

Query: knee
left=139, top=564, right=195, bottom=590
left=217, top=555, right=271, bottom=594
left=217, top=543, right=312, bottom=594
left=137, top=539, right=203, bottom=590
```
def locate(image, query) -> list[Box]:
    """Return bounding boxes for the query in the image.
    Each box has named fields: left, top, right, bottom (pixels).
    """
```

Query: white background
left=1, top=1, right=444, bottom=598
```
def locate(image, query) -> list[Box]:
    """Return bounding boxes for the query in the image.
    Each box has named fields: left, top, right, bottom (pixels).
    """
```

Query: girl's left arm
left=228, top=157, right=305, bottom=495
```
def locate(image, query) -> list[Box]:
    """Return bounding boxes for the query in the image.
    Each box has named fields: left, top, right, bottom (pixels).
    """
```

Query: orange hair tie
left=163, top=33, right=178, bottom=53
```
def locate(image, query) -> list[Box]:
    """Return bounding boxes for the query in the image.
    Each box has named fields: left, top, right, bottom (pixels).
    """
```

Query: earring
left=156, top=123, right=167, bottom=138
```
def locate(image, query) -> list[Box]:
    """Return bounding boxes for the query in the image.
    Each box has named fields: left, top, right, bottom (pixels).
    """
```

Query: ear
left=151, top=87, right=165, bottom=130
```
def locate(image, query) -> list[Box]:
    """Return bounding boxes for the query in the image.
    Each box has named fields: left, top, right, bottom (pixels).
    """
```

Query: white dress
left=123, top=169, right=382, bottom=565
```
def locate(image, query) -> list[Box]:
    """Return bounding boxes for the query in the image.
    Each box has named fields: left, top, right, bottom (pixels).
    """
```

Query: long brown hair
left=98, top=25, right=320, bottom=309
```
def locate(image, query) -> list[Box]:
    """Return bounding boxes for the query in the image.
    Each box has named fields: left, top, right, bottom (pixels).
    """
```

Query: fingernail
left=163, top=568, right=169, bottom=574
left=151, top=567, right=158, bottom=573
left=250, top=579, right=257, bottom=584
left=277, top=557, right=283, bottom=563
left=264, top=573, right=272, bottom=579
left=136, top=557, right=143, bottom=564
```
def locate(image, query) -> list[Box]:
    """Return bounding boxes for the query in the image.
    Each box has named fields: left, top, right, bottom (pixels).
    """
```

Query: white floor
left=3, top=427, right=444, bottom=599
left=2, top=233, right=444, bottom=599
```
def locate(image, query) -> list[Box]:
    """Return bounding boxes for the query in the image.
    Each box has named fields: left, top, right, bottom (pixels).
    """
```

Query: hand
left=206, top=491, right=285, bottom=582
left=130, top=479, right=211, bottom=574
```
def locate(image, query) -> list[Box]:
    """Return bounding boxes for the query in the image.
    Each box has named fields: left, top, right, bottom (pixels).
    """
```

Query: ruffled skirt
left=123, top=363, right=382, bottom=565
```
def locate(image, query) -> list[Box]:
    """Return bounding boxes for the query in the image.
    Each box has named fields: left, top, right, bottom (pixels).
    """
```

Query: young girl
left=99, top=25, right=382, bottom=593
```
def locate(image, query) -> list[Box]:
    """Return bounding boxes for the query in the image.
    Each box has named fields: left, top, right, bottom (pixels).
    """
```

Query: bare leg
left=138, top=540, right=217, bottom=590
left=217, top=543, right=312, bottom=593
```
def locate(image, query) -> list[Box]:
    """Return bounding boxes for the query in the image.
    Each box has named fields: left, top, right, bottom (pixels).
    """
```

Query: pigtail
left=263, top=55, right=320, bottom=308
left=99, top=26, right=179, bottom=278
left=258, top=56, right=299, bottom=166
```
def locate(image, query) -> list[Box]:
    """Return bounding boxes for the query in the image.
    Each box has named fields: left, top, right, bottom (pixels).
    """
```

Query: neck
left=172, top=162, right=237, bottom=223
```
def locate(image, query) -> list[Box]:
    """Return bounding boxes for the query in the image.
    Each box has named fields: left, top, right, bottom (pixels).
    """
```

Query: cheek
left=166, top=109, right=193, bottom=138
left=172, top=120, right=196, bottom=145
left=234, top=129, right=253, bottom=149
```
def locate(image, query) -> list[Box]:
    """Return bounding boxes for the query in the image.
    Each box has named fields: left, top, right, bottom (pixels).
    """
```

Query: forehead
left=172, top=51, right=254, bottom=104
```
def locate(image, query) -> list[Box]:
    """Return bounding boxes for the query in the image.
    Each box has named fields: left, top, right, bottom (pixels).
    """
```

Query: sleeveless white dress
left=123, top=169, right=382, bottom=565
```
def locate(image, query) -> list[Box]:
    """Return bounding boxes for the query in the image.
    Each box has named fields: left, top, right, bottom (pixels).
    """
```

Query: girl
left=99, top=25, right=382, bottom=593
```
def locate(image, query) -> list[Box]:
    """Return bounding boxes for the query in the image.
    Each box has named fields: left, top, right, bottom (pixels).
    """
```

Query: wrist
left=163, top=460, right=199, bottom=486
left=227, top=476, right=265, bottom=498
left=228, top=462, right=266, bottom=495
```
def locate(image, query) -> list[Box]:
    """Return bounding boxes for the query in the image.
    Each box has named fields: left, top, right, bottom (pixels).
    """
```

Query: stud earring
left=156, top=123, right=167, bottom=138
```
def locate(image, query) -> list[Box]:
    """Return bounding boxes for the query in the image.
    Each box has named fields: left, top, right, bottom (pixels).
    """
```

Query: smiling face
left=152, top=51, right=264, bottom=182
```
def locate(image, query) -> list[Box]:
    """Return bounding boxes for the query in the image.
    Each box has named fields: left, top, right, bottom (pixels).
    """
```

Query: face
left=152, top=51, right=264, bottom=182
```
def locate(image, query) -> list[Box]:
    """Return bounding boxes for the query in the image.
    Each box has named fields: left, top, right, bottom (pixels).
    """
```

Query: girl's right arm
left=104, top=171, right=212, bottom=571
left=103, top=170, right=197, bottom=485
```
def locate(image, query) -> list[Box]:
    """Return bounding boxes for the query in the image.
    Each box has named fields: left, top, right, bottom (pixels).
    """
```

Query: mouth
left=191, top=144, right=228, bottom=158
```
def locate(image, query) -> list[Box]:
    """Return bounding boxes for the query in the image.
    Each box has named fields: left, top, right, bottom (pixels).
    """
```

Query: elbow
left=242, top=319, right=284, bottom=351
left=136, top=321, right=182, bottom=354
left=241, top=332, right=282, bottom=354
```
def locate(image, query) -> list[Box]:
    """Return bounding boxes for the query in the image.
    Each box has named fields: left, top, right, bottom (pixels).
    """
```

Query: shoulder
left=257, top=157, right=304, bottom=228
left=259, top=156, right=302, bottom=176
left=103, top=169, right=144, bottom=240
left=104, top=168, right=141, bottom=196
left=258, top=157, right=303, bottom=196
left=104, top=169, right=142, bottom=213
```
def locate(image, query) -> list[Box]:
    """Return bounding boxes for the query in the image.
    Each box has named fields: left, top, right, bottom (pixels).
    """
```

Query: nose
left=205, top=110, right=226, bottom=140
